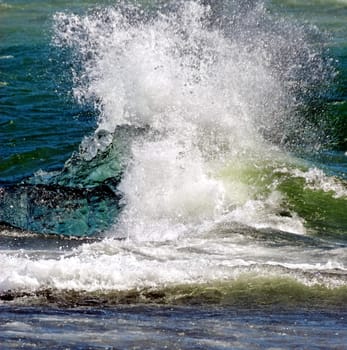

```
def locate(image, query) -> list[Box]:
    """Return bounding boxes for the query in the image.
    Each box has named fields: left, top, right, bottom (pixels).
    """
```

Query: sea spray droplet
left=54, top=0, right=333, bottom=147
left=49, top=0, right=337, bottom=240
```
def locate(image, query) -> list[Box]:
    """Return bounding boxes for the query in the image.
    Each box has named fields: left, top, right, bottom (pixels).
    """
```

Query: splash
left=51, top=0, right=337, bottom=240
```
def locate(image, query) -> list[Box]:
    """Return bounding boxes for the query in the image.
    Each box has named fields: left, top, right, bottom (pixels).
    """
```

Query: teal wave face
left=0, top=183, right=121, bottom=236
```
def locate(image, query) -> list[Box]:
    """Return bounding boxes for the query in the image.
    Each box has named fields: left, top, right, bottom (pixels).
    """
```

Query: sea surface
left=0, top=0, right=347, bottom=348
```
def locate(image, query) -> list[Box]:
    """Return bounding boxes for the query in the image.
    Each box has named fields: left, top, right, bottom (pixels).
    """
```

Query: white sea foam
left=0, top=2, right=12, bottom=10
left=223, top=192, right=306, bottom=235
left=291, top=168, right=347, bottom=198
left=0, top=235, right=346, bottom=293
left=0, top=55, right=13, bottom=59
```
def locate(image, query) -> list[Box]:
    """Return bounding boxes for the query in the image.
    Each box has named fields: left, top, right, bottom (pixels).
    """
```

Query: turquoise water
left=0, top=1, right=99, bottom=183
left=0, top=0, right=347, bottom=348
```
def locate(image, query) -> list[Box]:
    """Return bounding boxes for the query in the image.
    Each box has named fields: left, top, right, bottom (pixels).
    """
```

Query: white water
left=54, top=1, right=328, bottom=241
left=1, top=231, right=346, bottom=293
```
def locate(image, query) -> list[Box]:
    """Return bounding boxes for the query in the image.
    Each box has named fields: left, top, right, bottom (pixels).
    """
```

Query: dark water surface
left=1, top=305, right=347, bottom=349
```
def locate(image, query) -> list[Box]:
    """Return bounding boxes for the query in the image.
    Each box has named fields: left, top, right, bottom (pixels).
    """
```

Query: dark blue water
left=1, top=305, right=347, bottom=349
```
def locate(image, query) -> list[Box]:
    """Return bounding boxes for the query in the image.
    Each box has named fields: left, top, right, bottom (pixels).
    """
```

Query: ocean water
left=0, top=0, right=347, bottom=348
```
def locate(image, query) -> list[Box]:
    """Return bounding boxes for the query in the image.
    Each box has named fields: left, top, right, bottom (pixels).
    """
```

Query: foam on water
left=292, top=167, right=347, bottom=198
left=0, top=1, right=11, bottom=9
left=1, top=233, right=346, bottom=294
